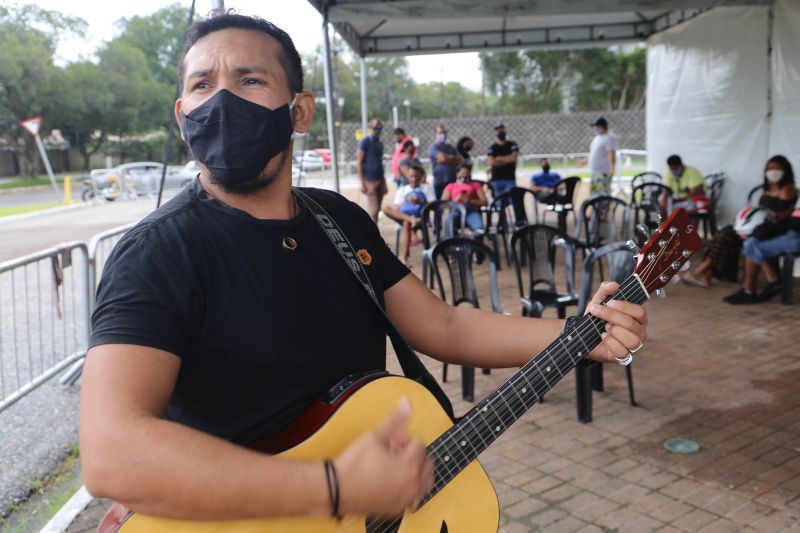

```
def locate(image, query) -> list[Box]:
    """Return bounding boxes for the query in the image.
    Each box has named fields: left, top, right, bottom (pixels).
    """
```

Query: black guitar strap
left=293, top=187, right=455, bottom=420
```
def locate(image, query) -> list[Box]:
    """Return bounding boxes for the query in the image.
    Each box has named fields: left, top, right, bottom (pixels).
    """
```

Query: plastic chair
left=693, top=176, right=725, bottom=239
left=574, top=242, right=637, bottom=423
left=747, top=184, right=764, bottom=204
left=484, top=186, right=537, bottom=268
left=539, top=177, right=581, bottom=234
left=509, top=224, right=580, bottom=319
left=573, top=195, right=631, bottom=280
left=629, top=172, right=662, bottom=196
left=631, top=182, right=672, bottom=234
left=429, top=238, right=500, bottom=402
left=420, top=201, right=467, bottom=288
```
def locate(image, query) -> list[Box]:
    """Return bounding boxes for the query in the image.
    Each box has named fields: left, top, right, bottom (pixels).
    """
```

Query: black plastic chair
left=693, top=176, right=725, bottom=239
left=539, top=177, right=581, bottom=234
left=509, top=224, right=580, bottom=319
left=429, top=238, right=500, bottom=402
left=629, top=172, right=662, bottom=196
left=484, top=186, right=537, bottom=268
left=574, top=242, right=638, bottom=423
left=631, top=182, right=672, bottom=235
left=420, top=201, right=467, bottom=288
left=574, top=195, right=631, bottom=280
left=747, top=184, right=764, bottom=204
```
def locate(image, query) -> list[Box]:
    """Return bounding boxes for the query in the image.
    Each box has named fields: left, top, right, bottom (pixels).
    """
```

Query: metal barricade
left=0, top=242, right=90, bottom=413
left=59, top=222, right=136, bottom=386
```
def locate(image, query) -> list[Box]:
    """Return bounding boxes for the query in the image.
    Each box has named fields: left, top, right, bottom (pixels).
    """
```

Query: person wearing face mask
left=390, top=127, right=410, bottom=187
left=659, top=154, right=705, bottom=215
left=529, top=158, right=562, bottom=204
left=441, top=163, right=488, bottom=236
left=397, top=139, right=421, bottom=183
left=383, top=163, right=435, bottom=267
left=588, top=117, right=617, bottom=195
left=724, top=155, right=800, bottom=304
left=357, top=117, right=388, bottom=223
left=486, top=123, right=519, bottom=199
left=79, top=13, right=649, bottom=526
left=428, top=124, right=462, bottom=199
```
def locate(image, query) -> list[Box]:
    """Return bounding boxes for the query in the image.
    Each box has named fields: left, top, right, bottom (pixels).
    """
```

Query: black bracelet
left=323, top=459, right=341, bottom=519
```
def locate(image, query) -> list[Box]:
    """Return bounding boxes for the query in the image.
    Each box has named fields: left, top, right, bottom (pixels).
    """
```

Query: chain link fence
left=339, top=110, right=645, bottom=162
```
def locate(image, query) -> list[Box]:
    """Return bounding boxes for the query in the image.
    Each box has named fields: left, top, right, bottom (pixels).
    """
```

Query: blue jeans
left=490, top=179, right=515, bottom=198
left=743, top=230, right=800, bottom=264
left=449, top=206, right=485, bottom=233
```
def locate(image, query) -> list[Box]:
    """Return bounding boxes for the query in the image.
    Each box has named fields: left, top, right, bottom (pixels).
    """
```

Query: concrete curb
left=39, top=485, right=93, bottom=533
left=0, top=203, right=90, bottom=226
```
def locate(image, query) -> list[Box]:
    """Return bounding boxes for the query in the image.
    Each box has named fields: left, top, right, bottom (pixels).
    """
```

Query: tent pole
left=360, top=58, right=368, bottom=136
left=322, top=14, right=340, bottom=193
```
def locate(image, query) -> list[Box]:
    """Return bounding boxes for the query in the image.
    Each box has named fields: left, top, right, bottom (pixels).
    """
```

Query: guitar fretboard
left=419, top=275, right=648, bottom=506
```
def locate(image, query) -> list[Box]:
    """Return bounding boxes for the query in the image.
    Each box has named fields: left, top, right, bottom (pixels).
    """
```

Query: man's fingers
left=375, top=398, right=412, bottom=445
left=588, top=281, right=619, bottom=309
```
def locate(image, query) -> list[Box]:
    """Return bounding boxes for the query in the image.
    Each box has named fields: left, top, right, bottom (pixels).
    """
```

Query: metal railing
left=0, top=242, right=90, bottom=412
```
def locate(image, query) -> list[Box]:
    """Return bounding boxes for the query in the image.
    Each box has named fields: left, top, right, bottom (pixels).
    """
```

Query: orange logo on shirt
left=356, top=249, right=372, bottom=266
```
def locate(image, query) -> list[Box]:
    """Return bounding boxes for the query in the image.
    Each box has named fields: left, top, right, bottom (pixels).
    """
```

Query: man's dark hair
left=178, top=11, right=303, bottom=95
left=401, top=139, right=415, bottom=151
left=667, top=154, right=683, bottom=167
left=393, top=128, right=406, bottom=136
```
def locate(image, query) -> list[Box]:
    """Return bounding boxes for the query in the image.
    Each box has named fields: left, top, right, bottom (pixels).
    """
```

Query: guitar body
left=118, top=375, right=500, bottom=532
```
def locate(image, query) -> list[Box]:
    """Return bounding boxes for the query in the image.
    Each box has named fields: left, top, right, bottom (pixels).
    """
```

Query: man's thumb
left=375, top=397, right=413, bottom=444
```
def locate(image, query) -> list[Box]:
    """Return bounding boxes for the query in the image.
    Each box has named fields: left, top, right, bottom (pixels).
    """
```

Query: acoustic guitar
left=116, top=208, right=702, bottom=532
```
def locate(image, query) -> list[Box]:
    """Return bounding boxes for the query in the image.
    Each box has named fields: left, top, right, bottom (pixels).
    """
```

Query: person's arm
left=435, top=151, right=462, bottom=165
left=775, top=184, right=798, bottom=221
left=608, top=149, right=616, bottom=177
left=441, top=187, right=452, bottom=201
left=356, top=149, right=366, bottom=192
left=80, top=345, right=433, bottom=520
left=385, top=275, right=647, bottom=368
left=472, top=185, right=488, bottom=208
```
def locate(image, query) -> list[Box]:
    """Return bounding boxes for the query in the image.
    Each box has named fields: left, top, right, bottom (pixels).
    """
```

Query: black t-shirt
left=487, top=140, right=519, bottom=181
left=90, top=181, right=409, bottom=443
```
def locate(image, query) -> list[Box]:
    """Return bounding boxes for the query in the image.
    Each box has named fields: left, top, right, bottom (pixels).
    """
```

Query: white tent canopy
left=305, top=0, right=781, bottom=199
left=647, top=0, right=800, bottom=221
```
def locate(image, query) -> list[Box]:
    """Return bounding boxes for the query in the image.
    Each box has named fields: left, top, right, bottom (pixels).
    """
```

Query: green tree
left=0, top=4, right=86, bottom=175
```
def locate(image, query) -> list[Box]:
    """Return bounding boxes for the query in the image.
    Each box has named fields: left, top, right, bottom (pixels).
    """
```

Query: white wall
left=647, top=1, right=800, bottom=224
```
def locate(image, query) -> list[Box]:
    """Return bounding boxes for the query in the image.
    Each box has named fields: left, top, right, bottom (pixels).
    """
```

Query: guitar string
left=364, top=232, right=682, bottom=533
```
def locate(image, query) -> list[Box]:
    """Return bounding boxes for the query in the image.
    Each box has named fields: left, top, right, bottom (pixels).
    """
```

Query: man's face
left=670, top=165, right=683, bottom=176
left=393, top=132, right=404, bottom=143
left=436, top=126, right=447, bottom=141
left=175, top=28, right=307, bottom=190
left=371, top=120, right=383, bottom=137
left=410, top=170, right=423, bottom=186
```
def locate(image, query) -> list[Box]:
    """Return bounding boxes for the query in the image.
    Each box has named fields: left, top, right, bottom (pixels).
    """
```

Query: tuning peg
left=655, top=288, right=666, bottom=298
left=680, top=261, right=691, bottom=272
left=636, top=224, right=650, bottom=239
left=626, top=240, right=640, bottom=254
left=656, top=213, right=664, bottom=224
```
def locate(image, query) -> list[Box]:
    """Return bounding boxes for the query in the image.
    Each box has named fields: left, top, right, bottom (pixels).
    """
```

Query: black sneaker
left=759, top=280, right=782, bottom=301
left=723, top=288, right=761, bottom=305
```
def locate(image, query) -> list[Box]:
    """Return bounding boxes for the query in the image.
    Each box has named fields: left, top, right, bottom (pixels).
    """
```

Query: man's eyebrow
left=187, top=69, right=211, bottom=79
left=235, top=65, right=271, bottom=76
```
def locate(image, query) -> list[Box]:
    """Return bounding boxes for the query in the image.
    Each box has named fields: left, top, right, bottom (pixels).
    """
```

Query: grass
left=0, top=174, right=73, bottom=190
left=0, top=202, right=61, bottom=218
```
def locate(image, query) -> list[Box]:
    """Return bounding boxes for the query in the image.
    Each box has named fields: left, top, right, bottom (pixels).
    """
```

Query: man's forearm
left=82, top=417, right=329, bottom=520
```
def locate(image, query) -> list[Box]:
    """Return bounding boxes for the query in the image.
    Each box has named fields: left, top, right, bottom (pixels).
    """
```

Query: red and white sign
left=20, top=117, right=42, bottom=137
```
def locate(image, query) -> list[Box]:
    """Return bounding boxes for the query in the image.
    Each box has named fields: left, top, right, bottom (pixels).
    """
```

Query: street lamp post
left=402, top=99, right=411, bottom=122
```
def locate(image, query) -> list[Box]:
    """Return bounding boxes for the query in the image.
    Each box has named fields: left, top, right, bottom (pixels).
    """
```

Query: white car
left=89, top=162, right=196, bottom=195
left=293, top=150, right=326, bottom=171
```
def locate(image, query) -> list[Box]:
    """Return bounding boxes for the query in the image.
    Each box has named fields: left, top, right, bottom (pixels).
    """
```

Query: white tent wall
left=769, top=0, right=800, bottom=168
left=647, top=6, right=772, bottom=224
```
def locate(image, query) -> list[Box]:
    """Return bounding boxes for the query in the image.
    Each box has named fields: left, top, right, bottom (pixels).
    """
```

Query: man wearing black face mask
left=486, top=123, right=519, bottom=199
left=357, top=117, right=388, bottom=222
left=80, top=12, right=648, bottom=525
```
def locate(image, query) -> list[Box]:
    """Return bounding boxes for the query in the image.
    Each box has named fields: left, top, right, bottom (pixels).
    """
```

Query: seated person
left=441, top=163, right=488, bottom=236
left=724, top=155, right=800, bottom=304
left=659, top=154, right=705, bottom=214
left=529, top=158, right=562, bottom=204
left=383, top=163, right=435, bottom=266
left=396, top=139, right=421, bottom=186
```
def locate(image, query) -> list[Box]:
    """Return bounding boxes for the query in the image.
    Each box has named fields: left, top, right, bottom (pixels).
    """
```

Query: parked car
left=311, top=148, right=331, bottom=163
left=293, top=150, right=326, bottom=171
left=87, top=162, right=196, bottom=198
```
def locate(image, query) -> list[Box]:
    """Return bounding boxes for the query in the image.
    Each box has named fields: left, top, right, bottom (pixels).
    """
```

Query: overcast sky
left=30, top=0, right=483, bottom=91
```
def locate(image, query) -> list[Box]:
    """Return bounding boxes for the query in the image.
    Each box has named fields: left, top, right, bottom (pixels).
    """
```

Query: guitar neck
left=420, top=274, right=649, bottom=506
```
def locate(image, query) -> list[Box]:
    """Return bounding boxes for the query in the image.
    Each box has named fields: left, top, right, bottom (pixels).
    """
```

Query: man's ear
left=291, top=92, right=316, bottom=134
left=174, top=99, right=185, bottom=141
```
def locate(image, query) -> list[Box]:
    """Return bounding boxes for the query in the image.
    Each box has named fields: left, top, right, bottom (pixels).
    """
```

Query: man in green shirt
left=659, top=154, right=705, bottom=215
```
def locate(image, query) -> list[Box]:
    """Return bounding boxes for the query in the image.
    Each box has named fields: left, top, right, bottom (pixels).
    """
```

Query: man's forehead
left=184, top=28, right=282, bottom=70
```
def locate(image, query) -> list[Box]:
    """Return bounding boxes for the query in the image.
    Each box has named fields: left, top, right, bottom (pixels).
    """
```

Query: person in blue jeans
left=724, top=155, right=800, bottom=304
left=441, top=163, right=488, bottom=236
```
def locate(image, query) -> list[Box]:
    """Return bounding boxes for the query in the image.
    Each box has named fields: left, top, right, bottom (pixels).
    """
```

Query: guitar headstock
left=634, top=209, right=703, bottom=295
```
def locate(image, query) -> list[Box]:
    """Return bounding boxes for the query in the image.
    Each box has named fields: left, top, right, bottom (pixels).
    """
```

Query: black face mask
left=180, top=89, right=295, bottom=189
left=543, top=164, right=551, bottom=174
left=496, top=131, right=507, bottom=141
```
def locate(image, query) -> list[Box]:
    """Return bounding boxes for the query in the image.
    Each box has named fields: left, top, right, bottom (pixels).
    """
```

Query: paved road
left=0, top=187, right=82, bottom=209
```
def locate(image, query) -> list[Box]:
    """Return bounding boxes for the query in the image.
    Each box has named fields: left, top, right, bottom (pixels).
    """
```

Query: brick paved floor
left=66, top=185, right=800, bottom=532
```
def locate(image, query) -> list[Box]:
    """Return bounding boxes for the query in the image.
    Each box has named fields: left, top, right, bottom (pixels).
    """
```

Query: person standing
left=427, top=124, right=461, bottom=199
left=486, top=123, right=519, bottom=198
left=390, top=127, right=410, bottom=187
left=357, top=117, right=388, bottom=223
left=588, top=117, right=617, bottom=195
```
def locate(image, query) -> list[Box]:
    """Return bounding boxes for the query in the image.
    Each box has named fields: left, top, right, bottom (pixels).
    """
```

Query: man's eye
left=193, top=81, right=210, bottom=90
left=244, top=78, right=264, bottom=85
